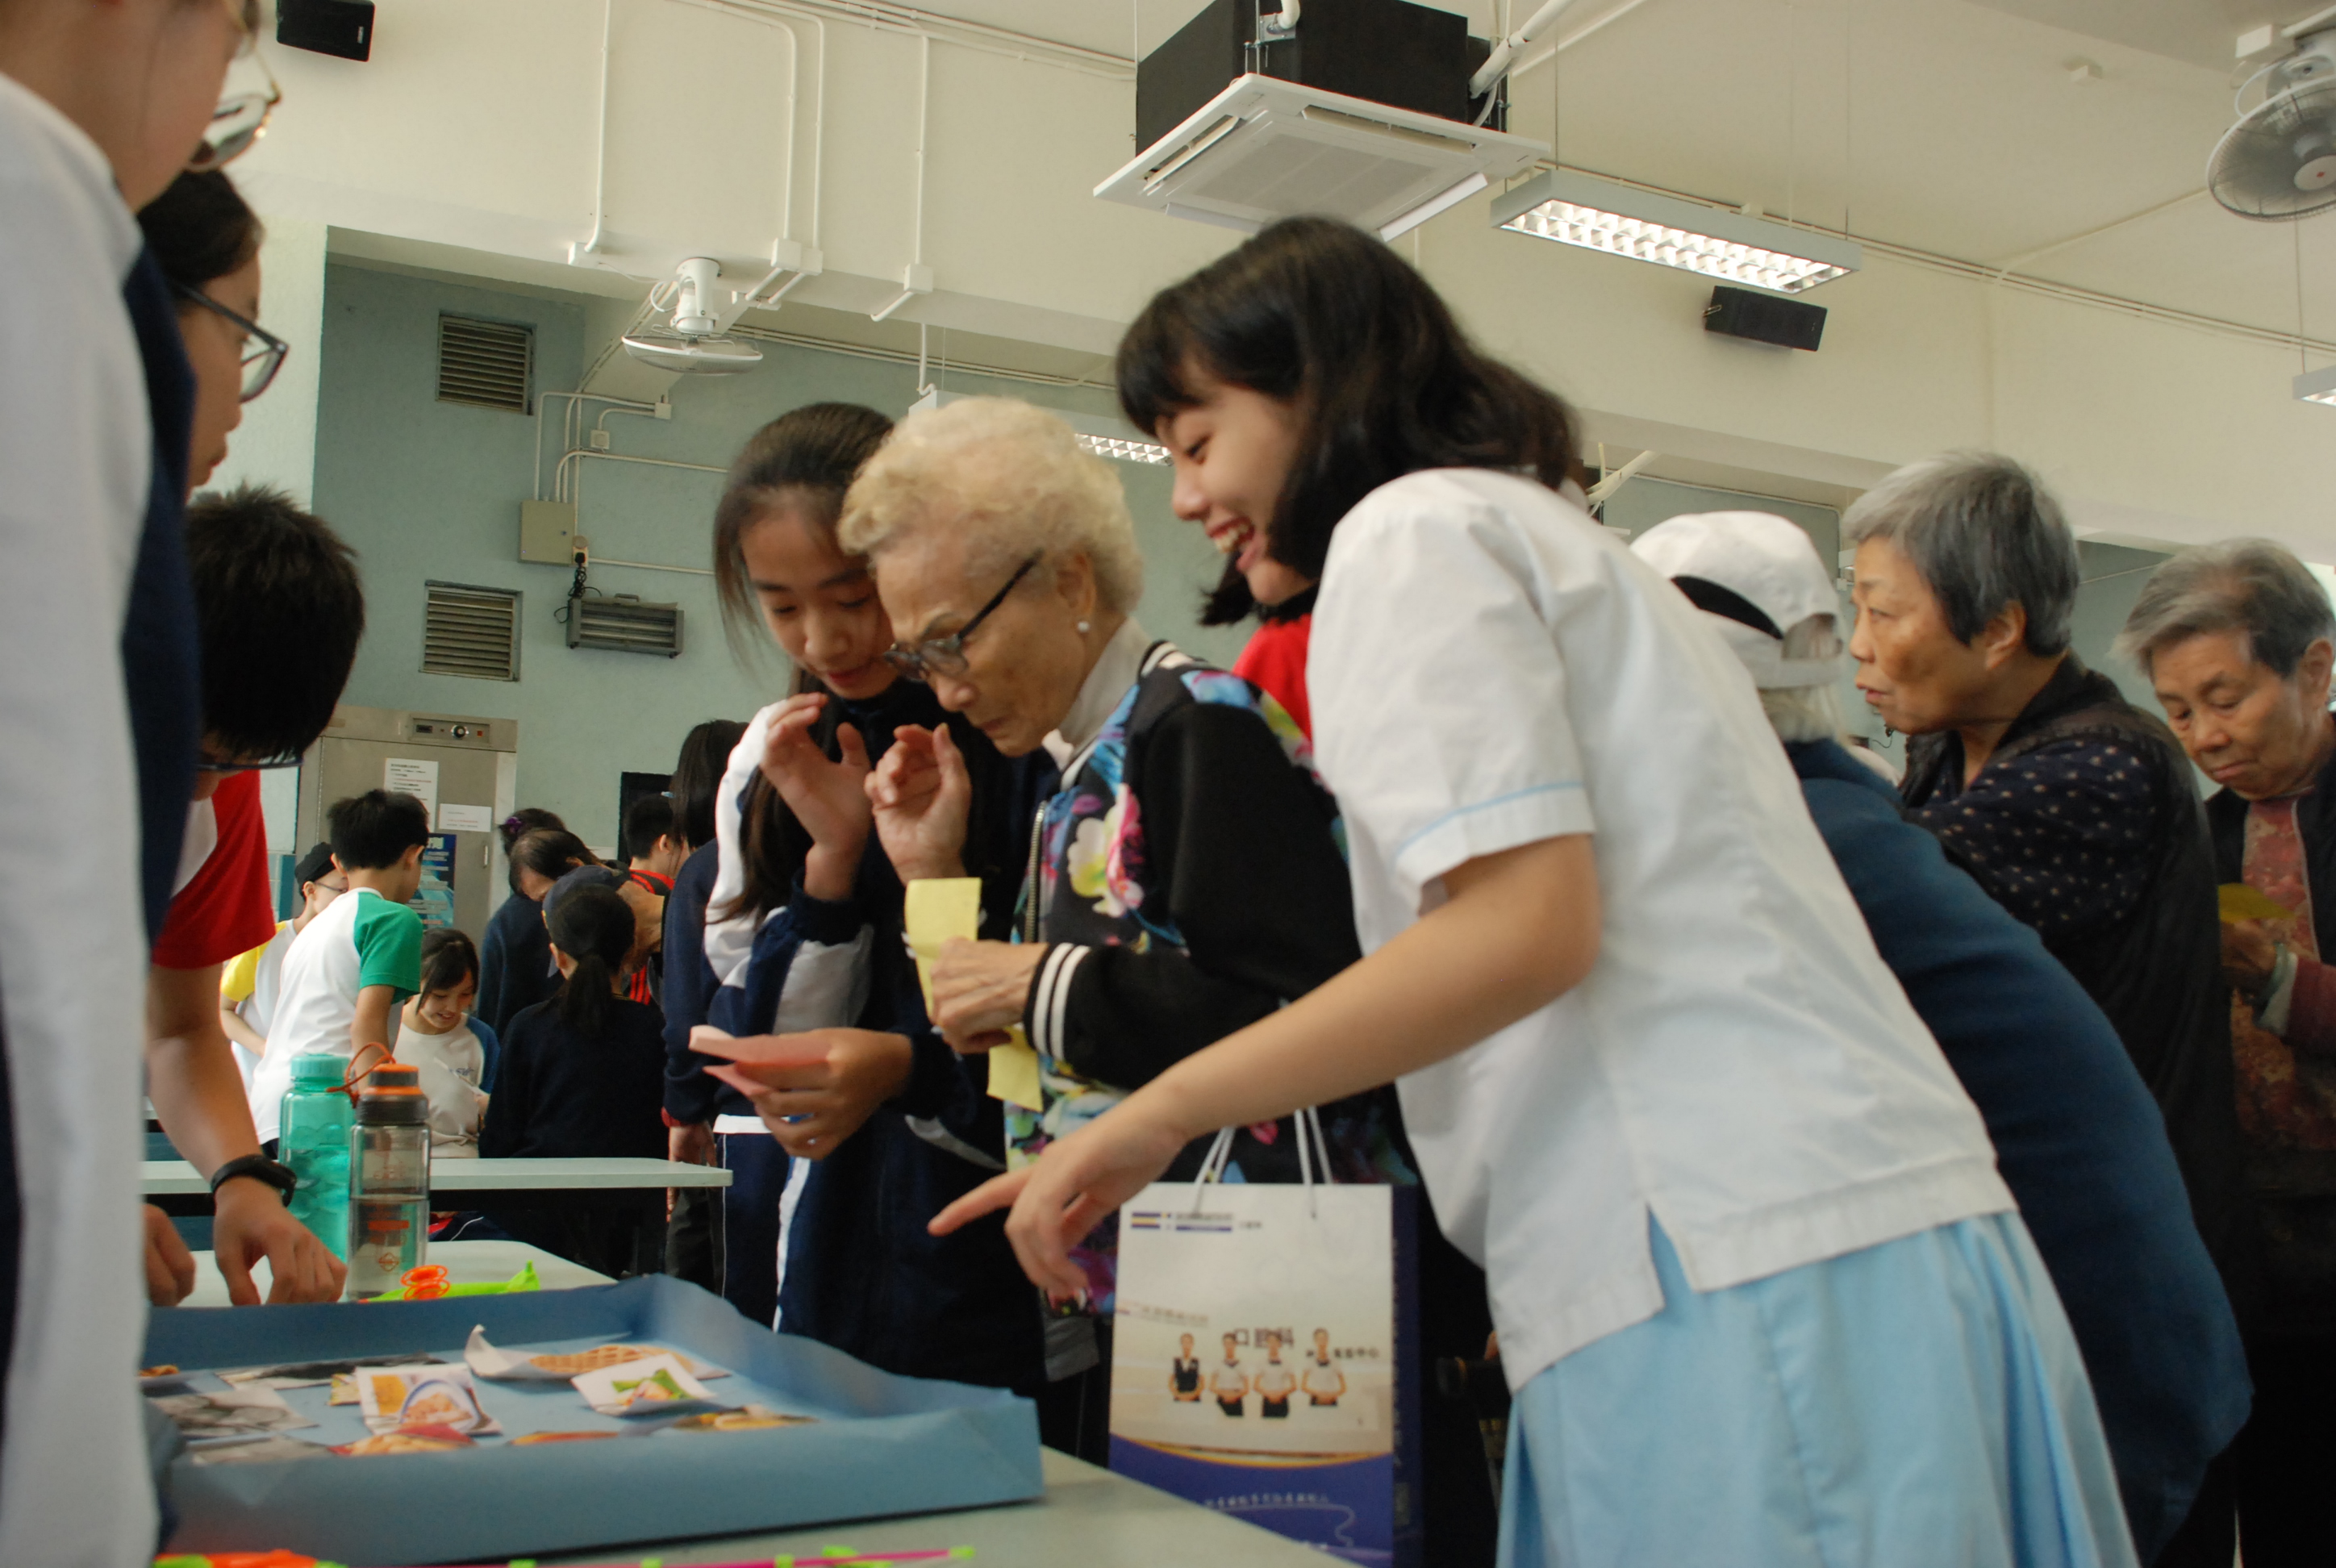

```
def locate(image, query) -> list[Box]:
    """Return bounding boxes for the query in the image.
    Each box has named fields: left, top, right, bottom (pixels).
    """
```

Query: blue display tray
left=144, top=1274, right=1041, bottom=1566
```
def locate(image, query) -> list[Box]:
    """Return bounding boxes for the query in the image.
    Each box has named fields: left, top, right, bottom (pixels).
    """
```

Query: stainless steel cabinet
left=294, top=705, right=520, bottom=941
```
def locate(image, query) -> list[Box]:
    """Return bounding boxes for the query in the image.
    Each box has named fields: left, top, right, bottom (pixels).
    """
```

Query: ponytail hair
left=544, top=884, right=634, bottom=1038
left=711, top=402, right=895, bottom=661
left=418, top=926, right=480, bottom=997
left=499, top=807, right=565, bottom=855
left=509, top=828, right=597, bottom=893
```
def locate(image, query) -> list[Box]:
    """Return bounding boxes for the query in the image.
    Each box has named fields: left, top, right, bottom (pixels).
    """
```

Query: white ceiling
left=907, top=0, right=2336, bottom=345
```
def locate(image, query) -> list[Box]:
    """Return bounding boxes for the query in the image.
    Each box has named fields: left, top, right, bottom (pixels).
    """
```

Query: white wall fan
left=619, top=256, right=767, bottom=374
left=2212, top=13, right=2336, bottom=220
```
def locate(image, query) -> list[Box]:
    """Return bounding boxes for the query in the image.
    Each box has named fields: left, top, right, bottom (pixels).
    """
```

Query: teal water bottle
left=278, top=1053, right=353, bottom=1261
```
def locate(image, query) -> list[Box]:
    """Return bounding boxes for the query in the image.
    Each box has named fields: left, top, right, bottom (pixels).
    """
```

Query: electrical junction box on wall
left=519, top=500, right=578, bottom=565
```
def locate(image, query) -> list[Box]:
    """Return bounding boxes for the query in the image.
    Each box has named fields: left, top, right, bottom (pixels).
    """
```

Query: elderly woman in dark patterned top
left=2121, top=538, right=2336, bottom=1566
left=1844, top=452, right=2249, bottom=1298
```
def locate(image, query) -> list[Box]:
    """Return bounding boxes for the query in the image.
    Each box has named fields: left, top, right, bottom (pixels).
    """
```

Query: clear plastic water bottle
left=346, top=1063, right=432, bottom=1299
left=278, top=1053, right=353, bottom=1261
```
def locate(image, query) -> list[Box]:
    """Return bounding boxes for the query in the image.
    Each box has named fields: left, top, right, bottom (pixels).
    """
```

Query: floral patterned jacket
left=1009, top=640, right=1412, bottom=1312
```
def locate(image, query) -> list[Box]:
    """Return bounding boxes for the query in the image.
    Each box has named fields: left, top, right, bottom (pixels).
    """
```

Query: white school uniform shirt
left=1307, top=469, right=2009, bottom=1395
left=251, top=889, right=419, bottom=1142
left=398, top=1020, right=489, bottom=1157
left=221, top=920, right=298, bottom=1089
left=0, top=73, right=159, bottom=1566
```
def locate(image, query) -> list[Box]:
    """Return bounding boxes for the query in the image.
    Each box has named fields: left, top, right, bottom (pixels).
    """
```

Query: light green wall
left=313, top=262, right=1244, bottom=849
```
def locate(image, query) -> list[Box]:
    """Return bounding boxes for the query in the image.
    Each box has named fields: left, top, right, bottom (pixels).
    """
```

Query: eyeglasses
left=195, top=740, right=305, bottom=774
left=882, top=557, right=1039, bottom=682
left=170, top=280, right=290, bottom=402
left=190, top=0, right=280, bottom=174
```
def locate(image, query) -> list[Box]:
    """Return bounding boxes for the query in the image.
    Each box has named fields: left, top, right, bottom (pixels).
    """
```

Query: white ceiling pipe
left=1470, top=0, right=1587, bottom=99
left=1584, top=448, right=1659, bottom=505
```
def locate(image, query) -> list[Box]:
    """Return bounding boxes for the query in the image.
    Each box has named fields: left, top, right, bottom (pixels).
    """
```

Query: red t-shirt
left=1233, top=612, right=1314, bottom=740
left=152, top=769, right=277, bottom=970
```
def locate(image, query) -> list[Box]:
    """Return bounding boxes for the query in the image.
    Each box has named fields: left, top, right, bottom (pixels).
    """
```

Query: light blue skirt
left=1499, top=1211, right=2138, bottom=1568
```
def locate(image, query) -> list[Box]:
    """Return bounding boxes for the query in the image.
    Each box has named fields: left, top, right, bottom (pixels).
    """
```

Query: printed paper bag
left=1110, top=1177, right=1420, bottom=1567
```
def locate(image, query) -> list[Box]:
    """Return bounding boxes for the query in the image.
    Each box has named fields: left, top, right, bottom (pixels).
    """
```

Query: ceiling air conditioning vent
left=1096, top=74, right=1546, bottom=239
left=437, top=315, right=533, bottom=412
left=567, top=595, right=683, bottom=658
left=421, top=582, right=521, bottom=681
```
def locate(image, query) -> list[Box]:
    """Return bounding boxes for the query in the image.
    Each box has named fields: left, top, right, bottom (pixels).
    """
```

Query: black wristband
left=210, top=1153, right=297, bottom=1204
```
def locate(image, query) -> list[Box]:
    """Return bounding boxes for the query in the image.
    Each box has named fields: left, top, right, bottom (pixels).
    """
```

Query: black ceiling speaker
left=277, top=0, right=374, bottom=61
left=1704, top=286, right=1826, bottom=352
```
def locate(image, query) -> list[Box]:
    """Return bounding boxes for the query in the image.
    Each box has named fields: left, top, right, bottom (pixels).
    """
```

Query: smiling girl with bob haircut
left=934, top=217, right=2138, bottom=1568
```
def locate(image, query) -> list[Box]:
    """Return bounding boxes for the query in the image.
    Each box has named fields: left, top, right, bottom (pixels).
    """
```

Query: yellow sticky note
left=903, top=878, right=1045, bottom=1111
left=987, top=1040, right=1044, bottom=1111
left=903, top=878, right=983, bottom=1012
left=2219, top=882, right=2293, bottom=924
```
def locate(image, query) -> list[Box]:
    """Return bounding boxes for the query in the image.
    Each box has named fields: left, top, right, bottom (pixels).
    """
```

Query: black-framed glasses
left=882, top=557, right=1039, bottom=682
left=195, top=751, right=304, bottom=774
left=170, top=280, right=290, bottom=402
left=190, top=0, right=279, bottom=174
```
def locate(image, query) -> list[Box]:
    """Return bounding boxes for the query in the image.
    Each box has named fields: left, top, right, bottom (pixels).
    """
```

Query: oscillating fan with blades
left=2211, top=23, right=2336, bottom=219
left=620, top=256, right=766, bottom=374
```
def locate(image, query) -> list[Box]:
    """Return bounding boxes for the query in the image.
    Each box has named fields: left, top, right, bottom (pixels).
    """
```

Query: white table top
left=142, top=1156, right=732, bottom=1196
left=173, top=1239, right=612, bottom=1307
left=537, top=1447, right=1333, bottom=1566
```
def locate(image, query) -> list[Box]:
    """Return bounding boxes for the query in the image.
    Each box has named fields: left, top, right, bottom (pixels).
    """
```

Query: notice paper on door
left=384, top=758, right=440, bottom=822
left=438, top=803, right=493, bottom=834
left=903, top=878, right=1041, bottom=1111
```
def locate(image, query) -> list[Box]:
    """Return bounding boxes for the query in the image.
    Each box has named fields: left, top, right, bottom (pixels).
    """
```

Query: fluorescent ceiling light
left=2296, top=365, right=2336, bottom=406
left=910, top=389, right=1170, bottom=466
left=1492, top=170, right=1861, bottom=294
left=1074, top=432, right=1170, bottom=465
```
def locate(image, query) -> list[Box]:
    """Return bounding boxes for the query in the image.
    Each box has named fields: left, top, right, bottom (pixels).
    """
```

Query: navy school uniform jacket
left=477, top=890, right=555, bottom=1040
left=660, top=840, right=744, bottom=1123
left=700, top=682, right=1057, bottom=1394
left=1790, top=739, right=2249, bottom=1560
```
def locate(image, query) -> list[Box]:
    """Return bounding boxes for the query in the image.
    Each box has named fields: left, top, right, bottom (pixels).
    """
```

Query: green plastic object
left=361, top=1259, right=540, bottom=1302
left=278, top=1054, right=354, bottom=1261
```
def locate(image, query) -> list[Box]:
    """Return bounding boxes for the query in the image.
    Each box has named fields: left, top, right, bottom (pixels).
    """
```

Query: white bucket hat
left=1629, top=511, right=1845, bottom=690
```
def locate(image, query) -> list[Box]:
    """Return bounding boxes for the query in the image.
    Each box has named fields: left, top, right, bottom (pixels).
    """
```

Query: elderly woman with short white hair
left=845, top=396, right=1401, bottom=1311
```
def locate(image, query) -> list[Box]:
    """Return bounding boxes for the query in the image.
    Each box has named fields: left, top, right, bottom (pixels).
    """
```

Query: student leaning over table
left=792, top=394, right=1504, bottom=1562
left=147, top=482, right=364, bottom=1311
left=684, top=404, right=1057, bottom=1403
left=0, top=0, right=254, bottom=1559
left=2118, top=540, right=2336, bottom=1567
left=932, top=217, right=2138, bottom=1568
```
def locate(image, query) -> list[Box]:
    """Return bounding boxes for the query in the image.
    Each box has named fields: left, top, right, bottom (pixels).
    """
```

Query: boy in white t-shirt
left=218, top=840, right=343, bottom=1086
left=251, top=790, right=428, bottom=1145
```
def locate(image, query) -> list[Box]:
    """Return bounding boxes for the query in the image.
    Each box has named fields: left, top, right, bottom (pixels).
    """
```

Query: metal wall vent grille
left=436, top=315, right=532, bottom=412
left=423, top=582, right=521, bottom=681
left=567, top=596, right=683, bottom=658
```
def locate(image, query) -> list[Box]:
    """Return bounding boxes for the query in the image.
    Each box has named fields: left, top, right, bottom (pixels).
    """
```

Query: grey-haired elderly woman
left=1844, top=452, right=2248, bottom=1293
left=2121, top=538, right=2336, bottom=1565
left=844, top=397, right=1408, bottom=1297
